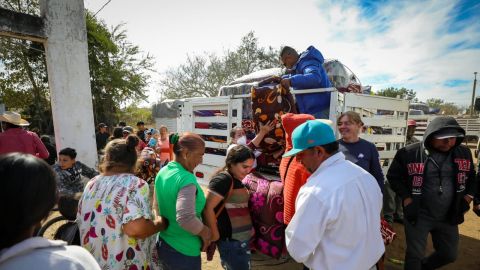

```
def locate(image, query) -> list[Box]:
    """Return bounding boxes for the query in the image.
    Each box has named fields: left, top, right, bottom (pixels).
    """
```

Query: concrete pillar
left=40, top=0, right=97, bottom=167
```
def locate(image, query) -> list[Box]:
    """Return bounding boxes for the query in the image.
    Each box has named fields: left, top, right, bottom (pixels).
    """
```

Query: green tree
left=86, top=12, right=154, bottom=125
left=160, top=31, right=280, bottom=99
left=426, top=98, right=444, bottom=109
left=376, top=87, right=417, bottom=101
left=0, top=2, right=153, bottom=132
left=439, top=102, right=460, bottom=115
left=117, top=105, right=153, bottom=127
left=426, top=98, right=460, bottom=115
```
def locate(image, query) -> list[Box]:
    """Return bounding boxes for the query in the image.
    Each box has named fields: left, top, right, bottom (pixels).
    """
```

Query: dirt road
left=201, top=210, right=479, bottom=270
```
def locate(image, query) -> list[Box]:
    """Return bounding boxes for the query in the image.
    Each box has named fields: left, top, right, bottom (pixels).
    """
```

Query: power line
left=93, top=0, right=113, bottom=18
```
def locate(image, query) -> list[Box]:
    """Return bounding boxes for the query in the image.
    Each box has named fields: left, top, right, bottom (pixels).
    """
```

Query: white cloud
left=85, top=0, right=480, bottom=106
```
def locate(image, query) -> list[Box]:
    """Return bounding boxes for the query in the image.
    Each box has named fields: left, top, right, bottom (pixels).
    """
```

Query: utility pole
left=470, top=72, right=478, bottom=117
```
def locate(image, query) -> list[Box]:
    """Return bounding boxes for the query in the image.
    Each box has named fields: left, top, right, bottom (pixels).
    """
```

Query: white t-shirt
left=285, top=152, right=384, bottom=270
left=0, top=237, right=100, bottom=270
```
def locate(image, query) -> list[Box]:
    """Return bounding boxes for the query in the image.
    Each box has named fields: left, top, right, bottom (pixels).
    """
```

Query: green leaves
left=426, top=98, right=460, bottom=115
left=159, top=31, right=280, bottom=99
left=0, top=6, right=154, bottom=132
left=376, top=87, right=417, bottom=101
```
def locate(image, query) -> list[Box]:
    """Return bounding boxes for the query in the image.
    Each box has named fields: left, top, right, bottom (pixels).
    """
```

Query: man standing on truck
left=387, top=116, right=477, bottom=270
left=284, top=120, right=384, bottom=270
left=279, top=46, right=332, bottom=119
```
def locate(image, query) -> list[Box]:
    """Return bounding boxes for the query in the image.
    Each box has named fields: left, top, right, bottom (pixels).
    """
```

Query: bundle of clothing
left=218, top=68, right=283, bottom=120
left=251, top=83, right=296, bottom=169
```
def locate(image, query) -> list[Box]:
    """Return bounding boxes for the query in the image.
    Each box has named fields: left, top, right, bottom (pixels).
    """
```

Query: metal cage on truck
left=173, top=88, right=409, bottom=185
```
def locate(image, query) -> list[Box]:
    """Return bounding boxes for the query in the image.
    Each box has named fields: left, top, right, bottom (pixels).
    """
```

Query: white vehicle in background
left=408, top=109, right=424, bottom=116
left=155, top=88, right=410, bottom=185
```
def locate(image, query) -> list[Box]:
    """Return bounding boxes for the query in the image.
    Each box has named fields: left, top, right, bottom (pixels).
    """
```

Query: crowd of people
left=1, top=45, right=480, bottom=270
left=1, top=108, right=479, bottom=270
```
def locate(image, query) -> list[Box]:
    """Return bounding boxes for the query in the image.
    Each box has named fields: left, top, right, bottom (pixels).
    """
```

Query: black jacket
left=387, top=117, right=477, bottom=225
left=474, top=161, right=480, bottom=216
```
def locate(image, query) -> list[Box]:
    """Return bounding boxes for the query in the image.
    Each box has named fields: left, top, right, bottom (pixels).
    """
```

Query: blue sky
left=84, top=0, right=480, bottom=106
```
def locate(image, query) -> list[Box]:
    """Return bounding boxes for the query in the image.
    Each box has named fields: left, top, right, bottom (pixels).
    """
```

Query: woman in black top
left=204, top=145, right=255, bottom=270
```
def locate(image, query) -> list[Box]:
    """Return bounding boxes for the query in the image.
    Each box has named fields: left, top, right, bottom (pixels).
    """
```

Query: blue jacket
left=283, top=46, right=331, bottom=118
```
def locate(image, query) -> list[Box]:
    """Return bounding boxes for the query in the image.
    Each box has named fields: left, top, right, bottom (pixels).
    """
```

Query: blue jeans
left=217, top=239, right=251, bottom=270
left=156, top=238, right=201, bottom=270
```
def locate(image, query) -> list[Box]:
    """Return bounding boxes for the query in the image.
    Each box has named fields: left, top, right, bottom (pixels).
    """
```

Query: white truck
left=155, top=88, right=410, bottom=185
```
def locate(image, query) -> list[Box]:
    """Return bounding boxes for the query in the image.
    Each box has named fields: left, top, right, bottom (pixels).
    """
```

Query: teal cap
left=283, top=120, right=336, bottom=157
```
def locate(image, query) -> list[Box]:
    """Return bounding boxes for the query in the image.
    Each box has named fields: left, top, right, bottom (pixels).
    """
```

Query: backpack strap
left=215, top=172, right=235, bottom=218
left=283, top=156, right=295, bottom=181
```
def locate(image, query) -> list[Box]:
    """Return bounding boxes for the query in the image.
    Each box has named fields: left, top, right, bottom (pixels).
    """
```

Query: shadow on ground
left=385, top=210, right=480, bottom=270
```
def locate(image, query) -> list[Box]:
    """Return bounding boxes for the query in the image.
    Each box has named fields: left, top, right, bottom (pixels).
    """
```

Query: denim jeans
left=217, top=239, right=251, bottom=270
left=156, top=238, right=201, bottom=270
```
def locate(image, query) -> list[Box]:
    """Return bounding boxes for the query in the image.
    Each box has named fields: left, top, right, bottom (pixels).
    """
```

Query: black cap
left=433, top=128, right=464, bottom=139
left=123, top=126, right=134, bottom=133
left=98, top=123, right=107, bottom=128
left=137, top=121, right=145, bottom=126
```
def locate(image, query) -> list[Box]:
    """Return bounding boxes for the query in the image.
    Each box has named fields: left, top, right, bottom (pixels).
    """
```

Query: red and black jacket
left=387, top=117, right=477, bottom=225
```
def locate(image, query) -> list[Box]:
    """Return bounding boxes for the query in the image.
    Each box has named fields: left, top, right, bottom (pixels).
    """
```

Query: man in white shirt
left=283, top=120, right=384, bottom=270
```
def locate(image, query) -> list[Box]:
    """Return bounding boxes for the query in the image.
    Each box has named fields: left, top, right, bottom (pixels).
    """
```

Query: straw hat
left=0, top=111, right=30, bottom=126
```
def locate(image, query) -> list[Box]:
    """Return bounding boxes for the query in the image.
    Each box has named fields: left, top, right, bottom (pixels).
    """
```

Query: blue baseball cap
left=283, top=120, right=336, bottom=157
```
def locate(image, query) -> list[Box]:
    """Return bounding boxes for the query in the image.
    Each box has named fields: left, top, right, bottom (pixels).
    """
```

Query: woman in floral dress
left=77, top=135, right=168, bottom=270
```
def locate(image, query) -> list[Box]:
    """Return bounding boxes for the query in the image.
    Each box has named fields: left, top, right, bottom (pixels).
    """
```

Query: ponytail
left=126, top=135, right=139, bottom=152
left=101, top=136, right=138, bottom=172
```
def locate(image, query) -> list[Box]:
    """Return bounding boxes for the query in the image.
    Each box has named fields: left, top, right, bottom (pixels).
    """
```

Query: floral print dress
left=77, top=174, right=159, bottom=270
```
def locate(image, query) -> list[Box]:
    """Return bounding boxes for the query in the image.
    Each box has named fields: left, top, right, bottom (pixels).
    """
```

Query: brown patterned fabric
left=251, top=84, right=296, bottom=166
left=241, top=120, right=255, bottom=132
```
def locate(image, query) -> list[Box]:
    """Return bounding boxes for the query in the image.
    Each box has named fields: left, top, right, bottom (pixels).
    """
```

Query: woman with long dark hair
left=0, top=153, right=100, bottom=269
left=204, top=145, right=256, bottom=270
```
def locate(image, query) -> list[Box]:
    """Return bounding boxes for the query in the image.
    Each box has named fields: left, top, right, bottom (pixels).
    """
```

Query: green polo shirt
left=155, top=161, right=206, bottom=256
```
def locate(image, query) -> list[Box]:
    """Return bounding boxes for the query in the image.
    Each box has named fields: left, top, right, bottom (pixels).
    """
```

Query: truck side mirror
left=475, top=97, right=480, bottom=111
